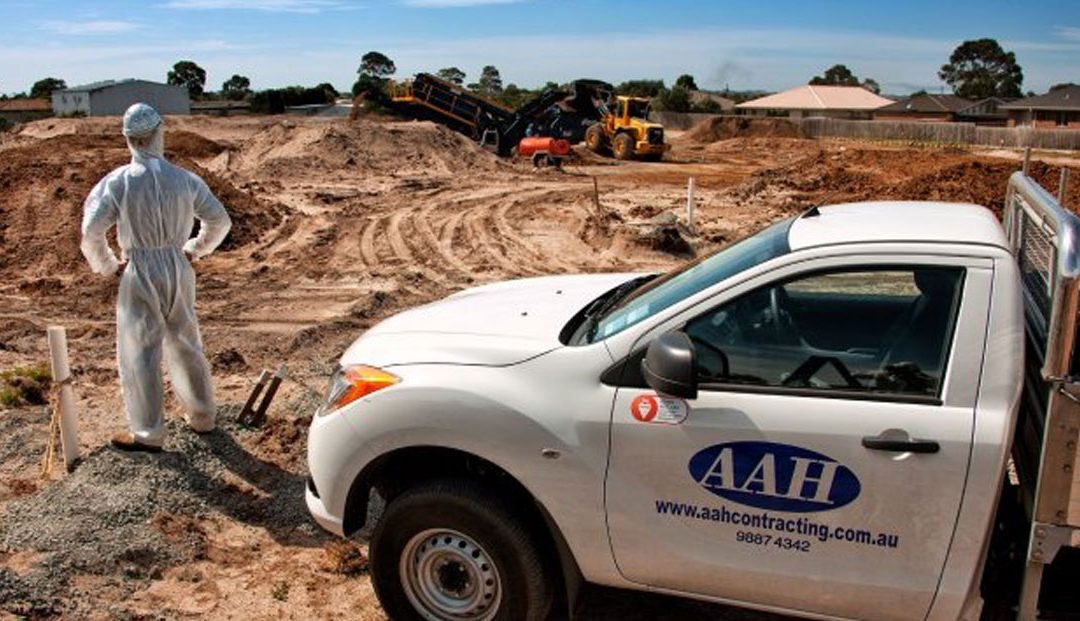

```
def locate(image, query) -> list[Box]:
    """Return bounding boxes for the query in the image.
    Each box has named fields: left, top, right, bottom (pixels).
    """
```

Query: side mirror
left=642, top=331, right=698, bottom=400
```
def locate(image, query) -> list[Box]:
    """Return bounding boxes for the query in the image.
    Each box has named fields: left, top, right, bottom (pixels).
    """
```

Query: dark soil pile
left=683, top=117, right=802, bottom=143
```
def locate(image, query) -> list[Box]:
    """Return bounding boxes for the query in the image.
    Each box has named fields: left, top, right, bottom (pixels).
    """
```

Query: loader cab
left=615, top=96, right=651, bottom=123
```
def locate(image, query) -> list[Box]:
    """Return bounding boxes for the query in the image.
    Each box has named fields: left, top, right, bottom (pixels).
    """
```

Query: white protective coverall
left=80, top=105, right=232, bottom=446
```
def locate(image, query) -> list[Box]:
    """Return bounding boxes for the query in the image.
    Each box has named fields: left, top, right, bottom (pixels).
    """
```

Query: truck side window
left=685, top=267, right=965, bottom=400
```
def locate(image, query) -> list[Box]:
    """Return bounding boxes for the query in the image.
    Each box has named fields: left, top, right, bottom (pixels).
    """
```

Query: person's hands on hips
left=182, top=239, right=199, bottom=260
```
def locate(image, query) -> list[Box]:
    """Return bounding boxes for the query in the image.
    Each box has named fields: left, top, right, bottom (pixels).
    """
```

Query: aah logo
left=688, top=441, right=860, bottom=513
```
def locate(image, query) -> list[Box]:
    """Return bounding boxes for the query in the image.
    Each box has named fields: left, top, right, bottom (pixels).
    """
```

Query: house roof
left=877, top=94, right=973, bottom=114
left=736, top=85, right=894, bottom=111
left=59, top=79, right=178, bottom=93
left=1000, top=85, right=1080, bottom=111
left=0, top=98, right=51, bottom=111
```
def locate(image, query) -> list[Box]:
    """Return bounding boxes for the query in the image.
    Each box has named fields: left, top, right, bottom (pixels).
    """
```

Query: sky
left=1, top=0, right=1078, bottom=97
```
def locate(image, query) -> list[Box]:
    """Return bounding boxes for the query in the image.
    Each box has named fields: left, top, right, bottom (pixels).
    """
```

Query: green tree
left=30, top=77, right=66, bottom=99
left=353, top=51, right=396, bottom=97
left=436, top=67, right=466, bottom=85
left=360, top=51, right=396, bottom=79
left=1049, top=82, right=1076, bottom=92
left=691, top=98, right=726, bottom=113
left=675, top=74, right=698, bottom=91
left=810, top=64, right=860, bottom=86
left=938, top=38, right=1023, bottom=99
left=315, top=82, right=339, bottom=99
left=656, top=86, right=691, bottom=112
left=496, top=83, right=535, bottom=109
left=167, top=60, right=207, bottom=99
left=615, top=79, right=665, bottom=98
left=221, top=74, right=251, bottom=100
left=476, top=65, right=503, bottom=97
left=861, top=78, right=881, bottom=95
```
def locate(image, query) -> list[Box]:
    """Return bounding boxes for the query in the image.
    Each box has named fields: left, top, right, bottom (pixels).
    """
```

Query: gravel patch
left=0, top=402, right=323, bottom=617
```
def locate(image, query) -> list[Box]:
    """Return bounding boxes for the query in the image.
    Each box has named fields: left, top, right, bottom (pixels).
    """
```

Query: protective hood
left=340, top=273, right=644, bottom=367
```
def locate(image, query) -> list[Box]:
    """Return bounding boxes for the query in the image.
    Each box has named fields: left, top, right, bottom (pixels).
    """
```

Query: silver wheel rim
left=400, top=528, right=502, bottom=621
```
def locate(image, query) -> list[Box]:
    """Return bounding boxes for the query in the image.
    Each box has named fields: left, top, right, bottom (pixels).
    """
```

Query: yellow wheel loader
left=584, top=95, right=670, bottom=161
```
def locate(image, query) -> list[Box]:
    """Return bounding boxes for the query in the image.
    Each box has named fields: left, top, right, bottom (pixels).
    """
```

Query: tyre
left=613, top=133, right=635, bottom=160
left=370, top=479, right=553, bottom=621
left=584, top=124, right=606, bottom=154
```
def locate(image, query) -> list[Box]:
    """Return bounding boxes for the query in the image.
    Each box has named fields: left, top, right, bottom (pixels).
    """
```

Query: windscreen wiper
left=580, top=275, right=655, bottom=342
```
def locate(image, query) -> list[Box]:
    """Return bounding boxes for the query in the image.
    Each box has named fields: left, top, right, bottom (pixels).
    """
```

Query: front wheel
left=370, top=479, right=553, bottom=621
left=584, top=124, right=607, bottom=154
left=612, top=133, right=635, bottom=160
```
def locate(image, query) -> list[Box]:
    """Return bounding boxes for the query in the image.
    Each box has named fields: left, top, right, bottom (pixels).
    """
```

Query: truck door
left=605, top=259, right=992, bottom=620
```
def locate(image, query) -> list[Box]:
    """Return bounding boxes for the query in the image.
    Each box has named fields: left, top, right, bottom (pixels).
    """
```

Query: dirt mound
left=683, top=117, right=802, bottom=143
left=0, top=132, right=286, bottom=284
left=233, top=119, right=503, bottom=178
left=728, top=147, right=1080, bottom=215
left=167, top=130, right=227, bottom=160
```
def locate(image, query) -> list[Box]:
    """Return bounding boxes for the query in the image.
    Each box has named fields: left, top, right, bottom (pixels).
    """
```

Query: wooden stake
left=592, top=177, right=601, bottom=217
left=1059, top=168, right=1070, bottom=209
left=1023, top=147, right=1031, bottom=177
left=251, top=364, right=288, bottom=427
left=46, top=326, right=80, bottom=471
left=686, top=176, right=696, bottom=235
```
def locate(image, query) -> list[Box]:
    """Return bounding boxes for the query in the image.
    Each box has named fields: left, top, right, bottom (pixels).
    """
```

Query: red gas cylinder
left=517, top=137, right=571, bottom=157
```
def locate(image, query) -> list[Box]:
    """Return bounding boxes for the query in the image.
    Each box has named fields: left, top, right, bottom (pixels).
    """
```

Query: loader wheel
left=370, top=479, right=553, bottom=621
left=585, top=124, right=607, bottom=154
left=613, top=133, right=635, bottom=160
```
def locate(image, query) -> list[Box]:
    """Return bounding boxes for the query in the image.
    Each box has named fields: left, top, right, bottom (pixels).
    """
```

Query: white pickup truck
left=305, top=172, right=1079, bottom=621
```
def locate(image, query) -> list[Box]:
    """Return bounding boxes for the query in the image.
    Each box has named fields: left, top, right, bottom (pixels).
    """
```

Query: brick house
left=874, top=94, right=973, bottom=122
left=0, top=98, right=52, bottom=124
left=1001, top=85, right=1080, bottom=129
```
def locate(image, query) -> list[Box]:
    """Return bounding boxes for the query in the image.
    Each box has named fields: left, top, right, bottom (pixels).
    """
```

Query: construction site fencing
left=800, top=118, right=1080, bottom=150
left=652, top=112, right=1080, bottom=150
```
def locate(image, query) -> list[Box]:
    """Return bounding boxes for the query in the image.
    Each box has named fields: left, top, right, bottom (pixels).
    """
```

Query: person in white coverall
left=81, top=103, right=232, bottom=452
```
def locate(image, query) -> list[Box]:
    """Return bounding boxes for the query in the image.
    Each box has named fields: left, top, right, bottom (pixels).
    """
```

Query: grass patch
left=0, top=364, right=52, bottom=406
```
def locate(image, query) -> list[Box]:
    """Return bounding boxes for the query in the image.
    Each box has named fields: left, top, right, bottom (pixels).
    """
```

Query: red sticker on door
left=630, top=394, right=688, bottom=425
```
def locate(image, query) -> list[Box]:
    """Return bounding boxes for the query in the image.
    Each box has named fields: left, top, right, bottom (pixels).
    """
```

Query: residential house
left=737, top=85, right=894, bottom=120
left=1000, top=85, right=1080, bottom=129
left=0, top=98, right=52, bottom=124
left=874, top=94, right=973, bottom=122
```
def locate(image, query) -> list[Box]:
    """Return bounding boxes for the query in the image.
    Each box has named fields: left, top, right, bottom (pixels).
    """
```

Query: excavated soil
left=682, top=116, right=803, bottom=143
left=0, top=114, right=1078, bottom=620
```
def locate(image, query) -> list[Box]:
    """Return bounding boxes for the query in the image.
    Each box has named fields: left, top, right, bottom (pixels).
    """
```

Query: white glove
left=182, top=238, right=201, bottom=260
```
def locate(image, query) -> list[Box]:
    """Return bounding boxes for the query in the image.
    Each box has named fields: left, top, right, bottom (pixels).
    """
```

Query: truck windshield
left=628, top=99, right=650, bottom=119
left=585, top=217, right=793, bottom=343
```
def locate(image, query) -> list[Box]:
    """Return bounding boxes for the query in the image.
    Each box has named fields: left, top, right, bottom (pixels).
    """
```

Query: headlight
left=317, top=364, right=400, bottom=417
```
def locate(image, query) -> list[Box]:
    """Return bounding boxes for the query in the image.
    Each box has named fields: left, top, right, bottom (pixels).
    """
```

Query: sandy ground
left=1, top=113, right=1078, bottom=620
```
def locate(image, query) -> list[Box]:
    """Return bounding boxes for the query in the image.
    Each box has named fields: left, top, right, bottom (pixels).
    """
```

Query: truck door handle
left=861, top=435, right=940, bottom=454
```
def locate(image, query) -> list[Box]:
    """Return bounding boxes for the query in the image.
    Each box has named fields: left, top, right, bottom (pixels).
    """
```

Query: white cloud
left=162, top=0, right=350, bottom=12
left=40, top=20, right=141, bottom=35
left=1054, top=26, right=1080, bottom=42
left=404, top=0, right=524, bottom=6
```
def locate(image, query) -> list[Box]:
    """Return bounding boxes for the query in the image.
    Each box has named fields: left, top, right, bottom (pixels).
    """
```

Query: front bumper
left=634, top=141, right=670, bottom=155
left=306, top=483, right=345, bottom=537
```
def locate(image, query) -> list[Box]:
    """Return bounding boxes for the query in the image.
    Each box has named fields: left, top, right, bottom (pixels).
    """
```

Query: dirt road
left=0, top=114, right=1077, bottom=619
